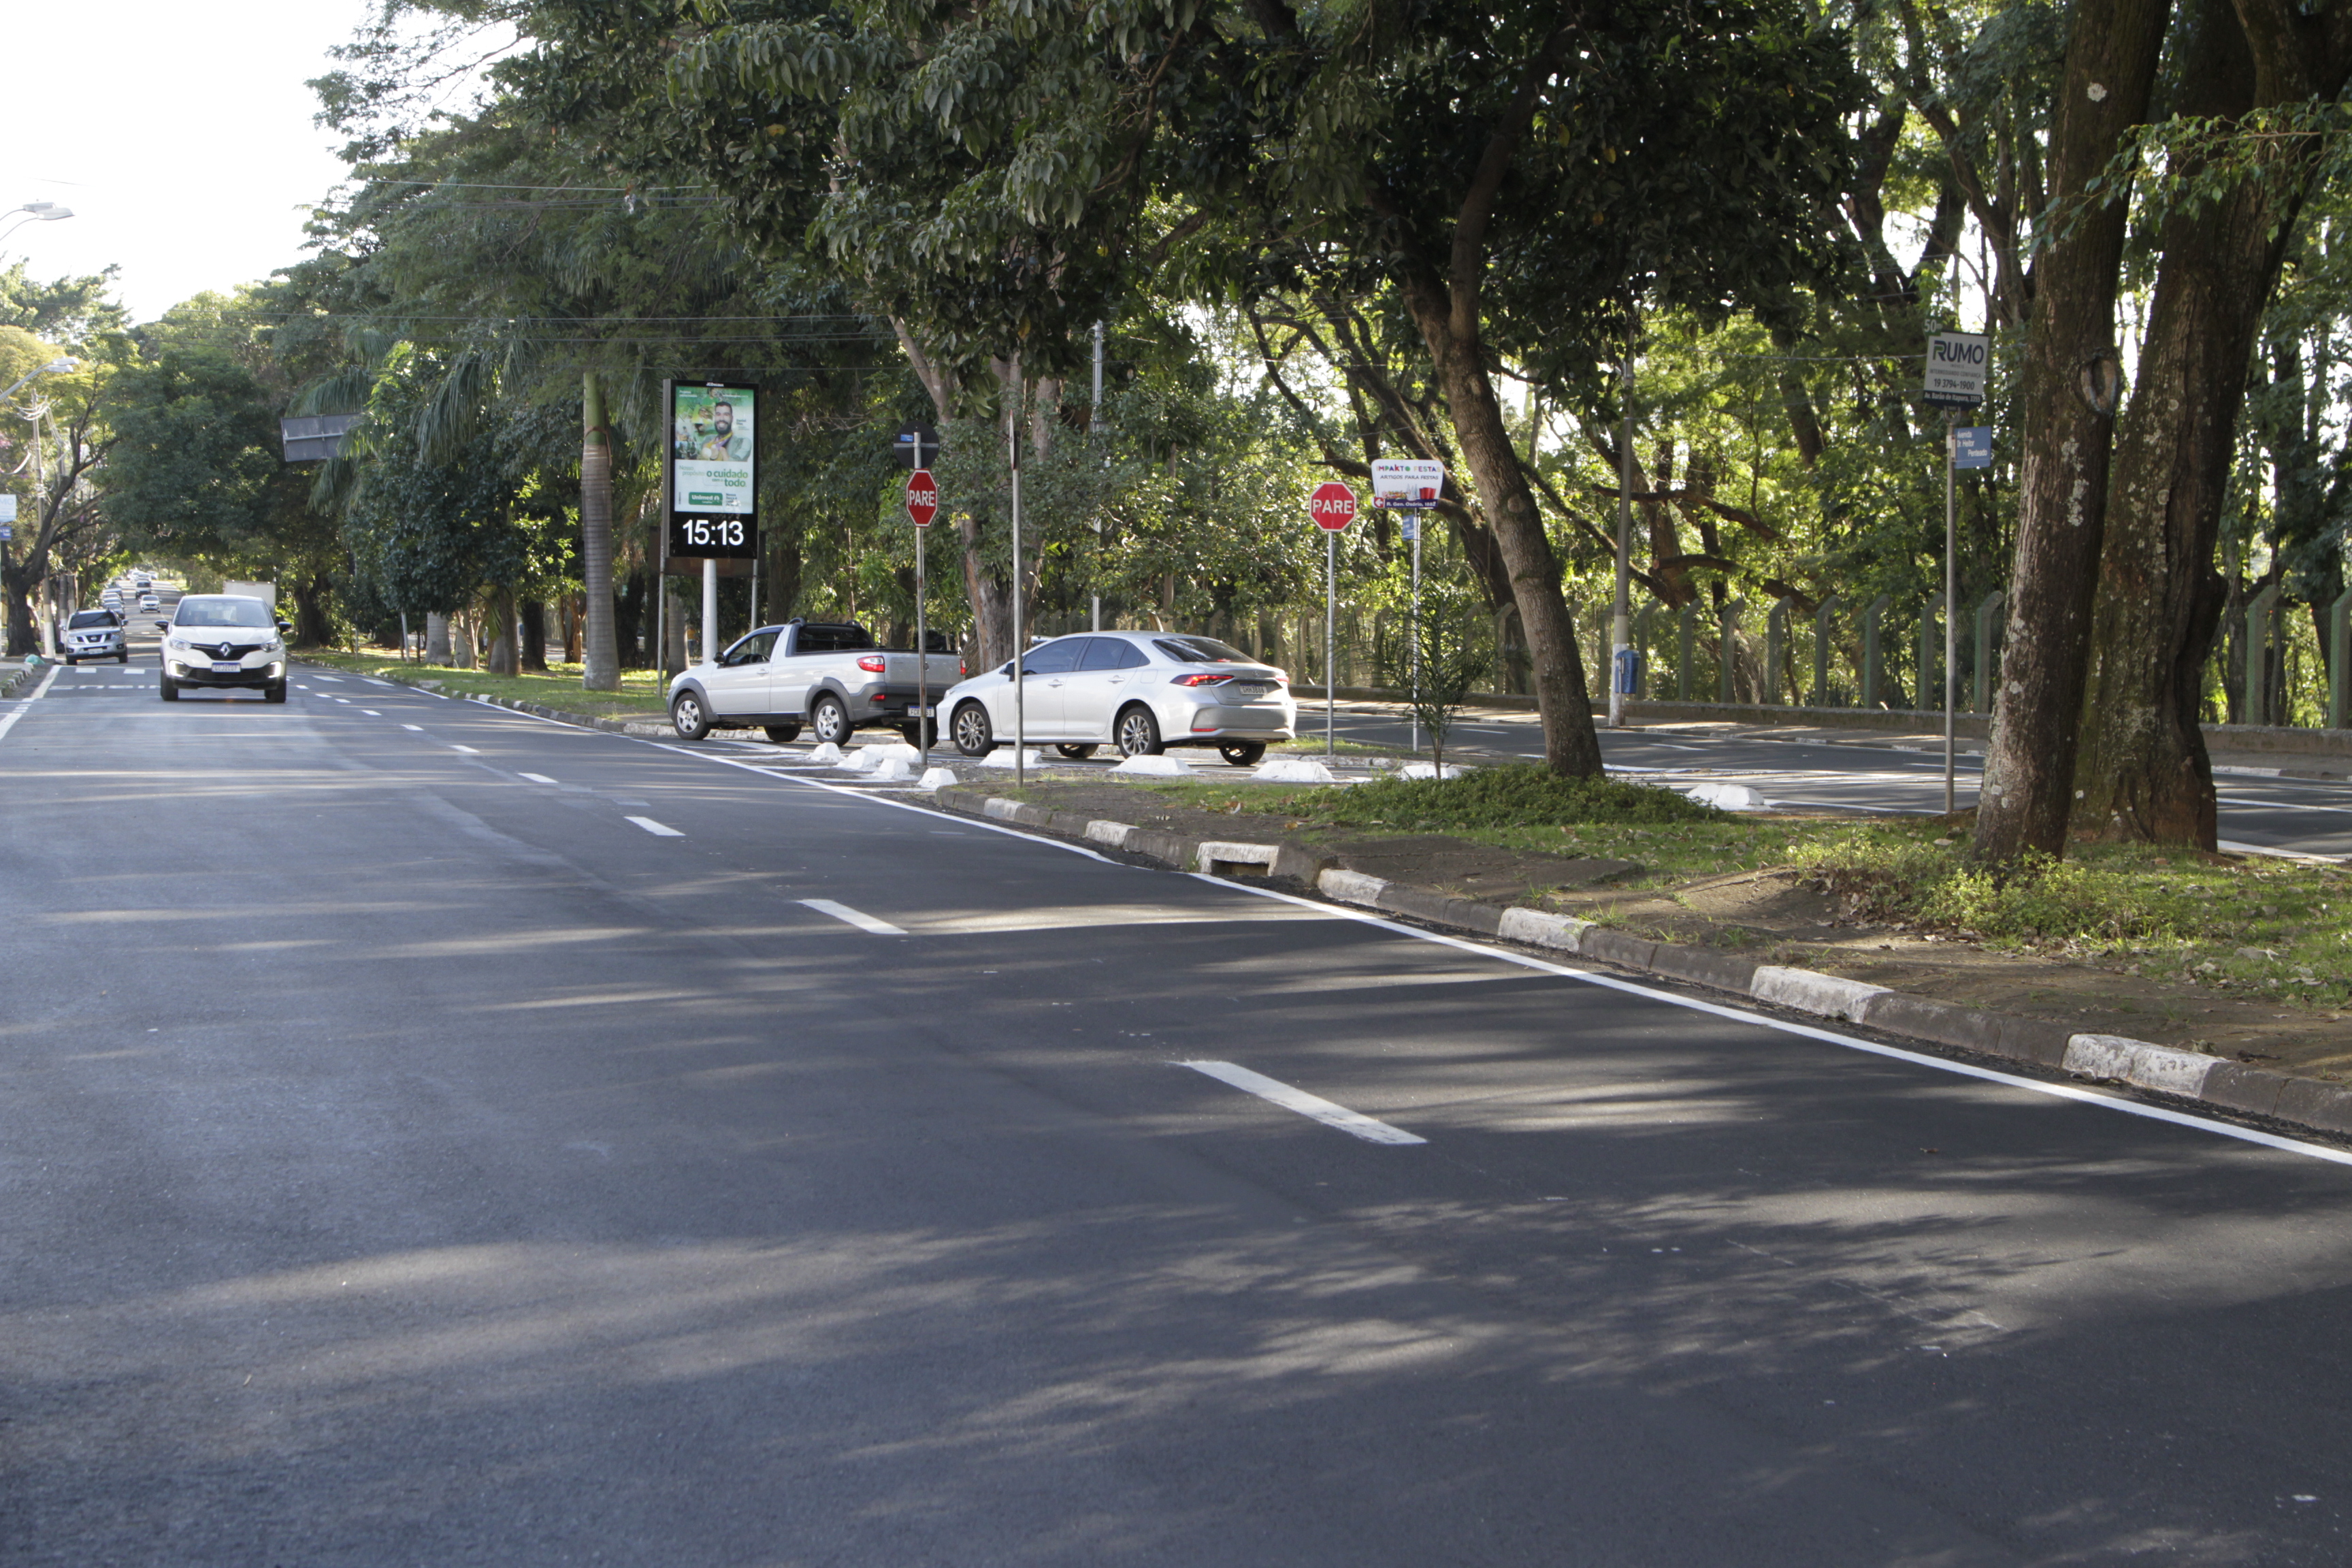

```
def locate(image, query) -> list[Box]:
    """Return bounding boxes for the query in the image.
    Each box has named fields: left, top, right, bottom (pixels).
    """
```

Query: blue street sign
left=1953, top=427, right=1993, bottom=469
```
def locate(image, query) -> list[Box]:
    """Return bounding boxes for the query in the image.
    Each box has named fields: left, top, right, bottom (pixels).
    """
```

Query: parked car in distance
left=63, top=608, right=127, bottom=664
left=666, top=619, right=963, bottom=745
left=99, top=588, right=122, bottom=610
left=157, top=594, right=289, bottom=702
left=941, top=631, right=1294, bottom=766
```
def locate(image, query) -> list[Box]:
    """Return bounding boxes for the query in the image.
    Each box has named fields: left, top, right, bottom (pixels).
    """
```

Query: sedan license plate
left=1232, top=681, right=1273, bottom=697
left=210, top=661, right=244, bottom=674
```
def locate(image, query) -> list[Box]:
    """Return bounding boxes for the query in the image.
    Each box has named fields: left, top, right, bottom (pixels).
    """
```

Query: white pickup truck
left=666, top=619, right=963, bottom=746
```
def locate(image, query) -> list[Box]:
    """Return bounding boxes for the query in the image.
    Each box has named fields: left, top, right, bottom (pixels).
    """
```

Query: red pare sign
left=905, top=469, right=939, bottom=527
left=1309, top=481, right=1357, bottom=532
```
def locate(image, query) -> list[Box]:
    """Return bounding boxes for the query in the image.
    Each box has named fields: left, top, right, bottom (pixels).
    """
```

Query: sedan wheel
left=670, top=691, right=711, bottom=741
left=951, top=701, right=994, bottom=757
left=1115, top=704, right=1163, bottom=757
left=1055, top=744, right=1098, bottom=760
left=811, top=694, right=853, bottom=746
left=1217, top=741, right=1266, bottom=766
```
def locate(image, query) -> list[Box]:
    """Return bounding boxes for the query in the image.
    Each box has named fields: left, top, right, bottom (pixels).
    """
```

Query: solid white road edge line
left=624, top=815, right=683, bottom=837
left=0, top=662, right=63, bottom=744
left=1179, top=1060, right=1426, bottom=1145
left=799, top=898, right=907, bottom=935
left=618, top=730, right=2352, bottom=1168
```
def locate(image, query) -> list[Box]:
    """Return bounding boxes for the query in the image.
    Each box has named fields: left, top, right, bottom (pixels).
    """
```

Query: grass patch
left=297, top=649, right=672, bottom=717
left=1154, top=764, right=1726, bottom=832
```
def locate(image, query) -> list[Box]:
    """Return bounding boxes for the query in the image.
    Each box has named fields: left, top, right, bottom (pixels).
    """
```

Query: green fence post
left=1718, top=600, right=1746, bottom=704
left=2245, top=582, right=2282, bottom=727
left=1916, top=591, right=1946, bottom=713
left=1766, top=598, right=1790, bottom=706
left=2331, top=587, right=2352, bottom=730
left=1812, top=595, right=1839, bottom=706
left=1861, top=593, right=1893, bottom=709
left=1677, top=602, right=1696, bottom=701
left=1972, top=590, right=2004, bottom=713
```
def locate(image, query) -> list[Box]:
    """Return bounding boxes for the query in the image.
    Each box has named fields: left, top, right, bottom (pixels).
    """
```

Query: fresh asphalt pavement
left=1305, top=702, right=2352, bottom=858
left=10, top=666, right=2352, bottom=1565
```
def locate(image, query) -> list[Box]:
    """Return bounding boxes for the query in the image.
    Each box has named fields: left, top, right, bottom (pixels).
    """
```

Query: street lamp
left=3, top=356, right=78, bottom=659
left=0, top=201, right=73, bottom=248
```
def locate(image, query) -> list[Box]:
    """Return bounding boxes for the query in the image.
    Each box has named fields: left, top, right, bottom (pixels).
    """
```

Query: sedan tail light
left=857, top=654, right=887, bottom=673
left=1172, top=672, right=1233, bottom=687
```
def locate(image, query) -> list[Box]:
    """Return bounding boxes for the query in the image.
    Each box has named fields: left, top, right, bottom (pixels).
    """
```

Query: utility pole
left=1091, top=321, right=1105, bottom=633
left=1009, top=360, right=1026, bottom=788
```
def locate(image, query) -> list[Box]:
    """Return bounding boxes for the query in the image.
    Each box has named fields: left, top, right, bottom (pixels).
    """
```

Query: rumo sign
left=1923, top=331, right=1989, bottom=408
left=662, top=378, right=759, bottom=570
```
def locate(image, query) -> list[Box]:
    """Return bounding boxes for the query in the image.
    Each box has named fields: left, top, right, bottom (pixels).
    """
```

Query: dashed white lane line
left=1178, top=1060, right=1427, bottom=1145
left=333, top=696, right=353, bottom=704
left=0, top=662, right=62, bottom=743
left=625, top=815, right=683, bottom=837
left=402, top=723, right=423, bottom=732
left=519, top=772, right=557, bottom=785
left=450, top=744, right=480, bottom=754
left=799, top=898, right=906, bottom=935
left=361, top=708, right=382, bottom=716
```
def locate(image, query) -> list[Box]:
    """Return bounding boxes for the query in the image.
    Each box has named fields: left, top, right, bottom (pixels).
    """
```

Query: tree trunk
left=425, top=612, right=451, bottom=663
left=520, top=600, right=549, bottom=671
left=486, top=586, right=519, bottom=675
left=1397, top=271, right=1604, bottom=777
left=579, top=370, right=621, bottom=691
left=1, top=559, right=38, bottom=657
left=2074, top=0, right=2280, bottom=847
left=1972, top=0, right=2169, bottom=862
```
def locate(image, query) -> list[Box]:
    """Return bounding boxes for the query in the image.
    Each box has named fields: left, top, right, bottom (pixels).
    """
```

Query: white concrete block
left=1197, top=840, right=1281, bottom=875
left=1082, top=820, right=1137, bottom=849
left=2064, top=1034, right=2218, bottom=1097
left=1255, top=756, right=1336, bottom=783
left=1750, top=965, right=1891, bottom=1022
left=916, top=766, right=958, bottom=790
left=1318, top=868, right=1389, bottom=906
left=1498, top=906, right=1590, bottom=953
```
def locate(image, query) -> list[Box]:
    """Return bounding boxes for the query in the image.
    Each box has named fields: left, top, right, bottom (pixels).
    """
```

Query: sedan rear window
left=1154, top=636, right=1256, bottom=665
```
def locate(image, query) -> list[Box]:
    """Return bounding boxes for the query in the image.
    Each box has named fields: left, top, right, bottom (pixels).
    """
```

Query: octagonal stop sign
left=904, top=468, right=939, bottom=527
left=1309, top=480, right=1357, bottom=531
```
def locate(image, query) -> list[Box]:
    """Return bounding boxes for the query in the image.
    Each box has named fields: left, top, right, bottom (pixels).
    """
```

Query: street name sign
left=1953, top=427, right=1993, bottom=469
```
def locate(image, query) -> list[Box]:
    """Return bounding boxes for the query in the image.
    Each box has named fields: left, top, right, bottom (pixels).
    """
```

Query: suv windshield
left=69, top=610, right=116, bottom=629
left=174, top=598, right=273, bottom=630
left=1154, top=636, right=1256, bottom=665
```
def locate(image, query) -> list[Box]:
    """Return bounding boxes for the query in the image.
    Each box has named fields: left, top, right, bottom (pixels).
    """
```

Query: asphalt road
left=1305, top=703, right=2352, bottom=859
left=8, top=664, right=2352, bottom=1565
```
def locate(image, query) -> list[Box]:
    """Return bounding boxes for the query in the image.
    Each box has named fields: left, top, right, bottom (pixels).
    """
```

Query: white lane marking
left=450, top=745, right=480, bottom=754
left=363, top=678, right=395, bottom=687
left=628, top=731, right=2352, bottom=1167
left=625, top=815, right=683, bottom=837
left=519, top=772, right=557, bottom=785
left=333, top=696, right=353, bottom=704
left=310, top=674, right=341, bottom=683
left=799, top=898, right=907, bottom=935
left=1179, top=1060, right=1427, bottom=1145
left=0, top=662, right=63, bottom=744
left=361, top=708, right=382, bottom=716
left=402, top=723, right=423, bottom=732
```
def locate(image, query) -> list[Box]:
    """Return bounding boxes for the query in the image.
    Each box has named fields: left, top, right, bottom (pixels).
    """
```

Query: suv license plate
left=211, top=661, right=243, bottom=674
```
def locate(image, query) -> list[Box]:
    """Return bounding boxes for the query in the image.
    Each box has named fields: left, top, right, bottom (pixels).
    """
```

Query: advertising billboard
left=1369, top=457, right=1446, bottom=509
left=664, top=380, right=759, bottom=563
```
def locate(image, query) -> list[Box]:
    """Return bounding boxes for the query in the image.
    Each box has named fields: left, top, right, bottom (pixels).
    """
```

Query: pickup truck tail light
left=1172, top=672, right=1233, bottom=687
left=959, top=658, right=967, bottom=676
left=856, top=654, right=887, bottom=673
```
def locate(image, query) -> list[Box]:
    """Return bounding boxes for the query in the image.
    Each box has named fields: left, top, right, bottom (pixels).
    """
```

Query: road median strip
left=927, top=783, right=2352, bottom=1147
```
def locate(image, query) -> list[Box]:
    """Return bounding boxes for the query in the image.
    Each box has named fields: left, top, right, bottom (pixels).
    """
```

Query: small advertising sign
left=1953, top=427, right=1993, bottom=469
left=1369, top=458, right=1445, bottom=509
left=664, top=380, right=758, bottom=564
left=1923, top=332, right=1989, bottom=408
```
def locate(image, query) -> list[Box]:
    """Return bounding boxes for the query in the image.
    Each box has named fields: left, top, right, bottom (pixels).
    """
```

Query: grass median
left=1139, top=763, right=2352, bottom=1011
left=295, top=649, right=672, bottom=719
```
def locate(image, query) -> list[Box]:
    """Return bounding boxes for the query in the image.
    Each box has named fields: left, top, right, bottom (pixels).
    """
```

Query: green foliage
left=1394, top=581, right=1491, bottom=771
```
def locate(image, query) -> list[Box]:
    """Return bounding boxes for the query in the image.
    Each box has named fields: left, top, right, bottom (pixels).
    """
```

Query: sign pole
left=1010, top=363, right=1024, bottom=788
left=1326, top=528, right=1337, bottom=758
left=1944, top=411, right=1958, bottom=817
left=1611, top=353, right=1633, bottom=728
left=703, top=557, right=718, bottom=670
left=1410, top=518, right=1422, bottom=756
left=911, top=434, right=931, bottom=759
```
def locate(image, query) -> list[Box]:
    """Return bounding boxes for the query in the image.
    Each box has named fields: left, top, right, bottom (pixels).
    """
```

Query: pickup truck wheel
left=1217, top=741, right=1266, bottom=766
left=1055, top=744, right=1098, bottom=760
left=951, top=701, right=994, bottom=757
left=811, top=693, right=853, bottom=746
left=118, top=649, right=129, bottom=664
left=670, top=690, right=712, bottom=740
left=763, top=722, right=802, bottom=744
left=1115, top=704, right=1164, bottom=757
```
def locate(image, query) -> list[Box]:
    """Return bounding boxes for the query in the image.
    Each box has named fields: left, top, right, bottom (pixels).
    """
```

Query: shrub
left=1306, top=764, right=1726, bottom=831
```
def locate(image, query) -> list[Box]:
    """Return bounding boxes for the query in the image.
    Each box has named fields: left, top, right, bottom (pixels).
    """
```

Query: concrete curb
left=926, top=783, right=2352, bottom=1145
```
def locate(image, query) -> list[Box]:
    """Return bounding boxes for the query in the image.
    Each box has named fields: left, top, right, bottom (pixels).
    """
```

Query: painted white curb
left=1083, top=820, right=1137, bottom=849
left=1196, top=841, right=1281, bottom=875
left=1751, top=966, right=1891, bottom=1022
left=1318, top=868, right=1390, bottom=906
left=1497, top=906, right=1590, bottom=953
left=2063, top=1033, right=2219, bottom=1097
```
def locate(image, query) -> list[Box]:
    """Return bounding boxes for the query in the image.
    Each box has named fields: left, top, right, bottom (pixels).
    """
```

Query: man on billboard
left=696, top=399, right=753, bottom=462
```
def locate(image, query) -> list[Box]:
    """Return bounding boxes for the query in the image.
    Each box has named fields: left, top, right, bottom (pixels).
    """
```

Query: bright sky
left=1, top=0, right=384, bottom=327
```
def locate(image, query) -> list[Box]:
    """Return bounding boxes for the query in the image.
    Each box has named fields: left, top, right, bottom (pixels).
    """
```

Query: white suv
left=159, top=595, right=288, bottom=702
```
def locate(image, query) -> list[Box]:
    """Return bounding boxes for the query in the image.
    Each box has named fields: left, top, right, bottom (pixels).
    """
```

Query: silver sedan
left=942, top=630, right=1295, bottom=765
